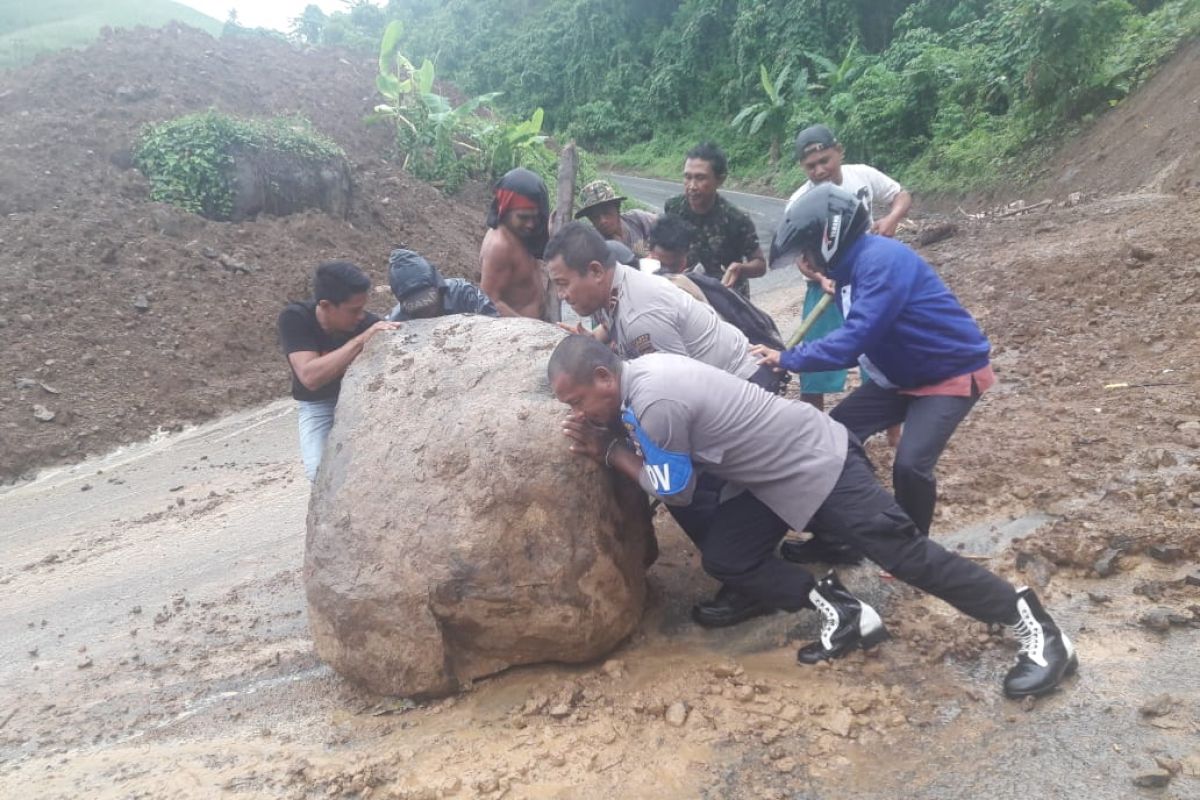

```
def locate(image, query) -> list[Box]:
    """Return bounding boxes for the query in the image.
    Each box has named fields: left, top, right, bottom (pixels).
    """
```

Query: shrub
left=133, top=112, right=343, bottom=219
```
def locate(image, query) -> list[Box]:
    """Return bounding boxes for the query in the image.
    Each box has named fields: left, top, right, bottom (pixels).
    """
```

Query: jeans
left=830, top=380, right=979, bottom=536
left=297, top=398, right=337, bottom=481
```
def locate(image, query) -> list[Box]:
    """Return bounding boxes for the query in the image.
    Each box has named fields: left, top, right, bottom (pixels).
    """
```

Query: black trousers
left=830, top=380, right=979, bottom=536
left=688, top=440, right=1018, bottom=623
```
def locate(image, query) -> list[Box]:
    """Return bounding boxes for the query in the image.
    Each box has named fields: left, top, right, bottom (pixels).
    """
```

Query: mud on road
left=2, top=186, right=1199, bottom=798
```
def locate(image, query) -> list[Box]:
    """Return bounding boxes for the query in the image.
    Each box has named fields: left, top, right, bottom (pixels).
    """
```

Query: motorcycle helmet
left=770, top=183, right=870, bottom=272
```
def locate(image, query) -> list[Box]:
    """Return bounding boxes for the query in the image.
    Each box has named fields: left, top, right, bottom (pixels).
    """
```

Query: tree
left=292, top=5, right=328, bottom=44
left=731, top=64, right=804, bottom=165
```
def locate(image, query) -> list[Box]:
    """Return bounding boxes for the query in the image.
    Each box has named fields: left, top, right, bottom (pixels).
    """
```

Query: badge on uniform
left=632, top=333, right=655, bottom=356
left=620, top=409, right=693, bottom=496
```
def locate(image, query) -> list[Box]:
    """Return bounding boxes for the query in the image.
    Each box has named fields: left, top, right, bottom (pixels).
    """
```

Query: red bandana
left=495, top=188, right=538, bottom=218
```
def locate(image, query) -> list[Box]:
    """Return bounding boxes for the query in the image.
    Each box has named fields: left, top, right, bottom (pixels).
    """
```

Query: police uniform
left=621, top=353, right=1019, bottom=622
left=595, top=262, right=781, bottom=560
left=594, top=262, right=759, bottom=379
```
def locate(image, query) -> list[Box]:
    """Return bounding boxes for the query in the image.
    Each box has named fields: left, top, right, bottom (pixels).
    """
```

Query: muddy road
left=3, top=224, right=1199, bottom=797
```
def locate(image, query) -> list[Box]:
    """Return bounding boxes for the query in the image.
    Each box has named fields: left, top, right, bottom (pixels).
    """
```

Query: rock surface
left=224, top=142, right=352, bottom=222
left=305, top=316, right=653, bottom=697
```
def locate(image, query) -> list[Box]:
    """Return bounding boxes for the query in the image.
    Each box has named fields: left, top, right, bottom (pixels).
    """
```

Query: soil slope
left=1033, top=37, right=1200, bottom=198
left=0, top=24, right=489, bottom=482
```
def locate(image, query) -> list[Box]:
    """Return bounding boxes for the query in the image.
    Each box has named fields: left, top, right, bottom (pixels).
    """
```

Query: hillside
left=1032, top=36, right=1200, bottom=199
left=0, top=23, right=489, bottom=482
left=0, top=0, right=221, bottom=68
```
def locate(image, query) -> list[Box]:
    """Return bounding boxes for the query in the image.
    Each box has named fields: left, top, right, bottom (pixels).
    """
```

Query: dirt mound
left=1033, top=38, right=1200, bottom=198
left=0, top=24, right=492, bottom=482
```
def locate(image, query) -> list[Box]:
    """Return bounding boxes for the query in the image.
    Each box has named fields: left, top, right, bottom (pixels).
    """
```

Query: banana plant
left=731, top=63, right=802, bottom=164
left=486, top=108, right=548, bottom=173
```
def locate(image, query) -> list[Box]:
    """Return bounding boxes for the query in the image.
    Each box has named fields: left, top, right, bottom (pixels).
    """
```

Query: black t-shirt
left=278, top=300, right=380, bottom=402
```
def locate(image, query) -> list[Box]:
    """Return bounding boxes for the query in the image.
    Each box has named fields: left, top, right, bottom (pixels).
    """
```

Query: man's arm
left=560, top=400, right=697, bottom=505
left=450, top=280, right=499, bottom=317
left=723, top=245, right=767, bottom=285
left=722, top=213, right=766, bottom=286
left=874, top=190, right=912, bottom=238
left=287, top=320, right=399, bottom=392
left=862, top=166, right=911, bottom=238
left=479, top=241, right=522, bottom=317
left=772, top=255, right=909, bottom=373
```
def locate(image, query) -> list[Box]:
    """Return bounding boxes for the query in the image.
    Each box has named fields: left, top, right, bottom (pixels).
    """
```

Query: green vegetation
left=133, top=112, right=344, bottom=219
left=0, top=0, right=220, bottom=68
left=368, top=20, right=596, bottom=193
left=306, top=0, right=1200, bottom=194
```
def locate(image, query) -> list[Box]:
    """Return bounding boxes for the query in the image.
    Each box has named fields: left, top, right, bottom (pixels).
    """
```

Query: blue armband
left=621, top=409, right=693, bottom=496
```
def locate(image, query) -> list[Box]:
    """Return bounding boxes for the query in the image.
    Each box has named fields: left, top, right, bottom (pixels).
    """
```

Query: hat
left=574, top=180, right=626, bottom=218
left=388, top=248, right=442, bottom=301
left=398, top=285, right=441, bottom=316
left=794, top=124, right=838, bottom=158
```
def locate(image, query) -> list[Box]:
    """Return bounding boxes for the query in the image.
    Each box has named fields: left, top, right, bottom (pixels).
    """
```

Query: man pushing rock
left=545, top=221, right=782, bottom=627
left=548, top=335, right=1077, bottom=698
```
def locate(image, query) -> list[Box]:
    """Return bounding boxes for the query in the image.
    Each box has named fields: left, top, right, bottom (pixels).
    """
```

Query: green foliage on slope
left=0, top=0, right=221, bottom=68
left=337, top=0, right=1198, bottom=193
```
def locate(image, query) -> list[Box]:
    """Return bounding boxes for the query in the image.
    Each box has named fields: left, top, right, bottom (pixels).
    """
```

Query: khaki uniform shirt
left=596, top=264, right=758, bottom=380
left=620, top=354, right=849, bottom=529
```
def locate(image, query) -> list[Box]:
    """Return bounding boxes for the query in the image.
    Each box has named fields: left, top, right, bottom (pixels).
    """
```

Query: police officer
left=548, top=336, right=1077, bottom=699
left=544, top=221, right=780, bottom=628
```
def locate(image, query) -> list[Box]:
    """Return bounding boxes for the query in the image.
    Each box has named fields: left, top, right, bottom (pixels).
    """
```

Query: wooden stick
left=550, top=141, right=578, bottom=237
left=785, top=292, right=834, bottom=348
left=996, top=199, right=1052, bottom=218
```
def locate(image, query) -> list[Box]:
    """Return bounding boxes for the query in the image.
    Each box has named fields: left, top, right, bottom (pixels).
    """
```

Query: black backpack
left=684, top=272, right=786, bottom=351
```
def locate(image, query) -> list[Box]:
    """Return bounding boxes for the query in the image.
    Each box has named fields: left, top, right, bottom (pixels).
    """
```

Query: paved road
left=605, top=172, right=801, bottom=298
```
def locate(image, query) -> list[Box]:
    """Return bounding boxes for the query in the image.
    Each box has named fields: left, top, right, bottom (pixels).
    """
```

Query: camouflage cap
left=574, top=180, right=627, bottom=218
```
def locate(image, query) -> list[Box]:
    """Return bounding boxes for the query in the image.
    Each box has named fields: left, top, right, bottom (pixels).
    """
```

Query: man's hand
left=359, top=320, right=402, bottom=345
left=721, top=262, right=746, bottom=288
left=557, top=321, right=610, bottom=343
left=872, top=190, right=912, bottom=238
left=816, top=274, right=836, bottom=295
left=749, top=344, right=782, bottom=368
left=872, top=216, right=900, bottom=238
left=561, top=412, right=613, bottom=464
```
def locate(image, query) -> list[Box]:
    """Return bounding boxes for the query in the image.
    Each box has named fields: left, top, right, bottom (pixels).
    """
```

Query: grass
left=0, top=0, right=221, bottom=69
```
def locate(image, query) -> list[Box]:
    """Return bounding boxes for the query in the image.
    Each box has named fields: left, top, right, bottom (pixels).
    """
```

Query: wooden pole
left=784, top=292, right=834, bottom=348
left=550, top=140, right=578, bottom=237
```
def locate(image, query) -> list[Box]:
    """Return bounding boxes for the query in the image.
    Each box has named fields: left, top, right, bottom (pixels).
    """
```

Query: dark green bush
left=133, top=112, right=343, bottom=218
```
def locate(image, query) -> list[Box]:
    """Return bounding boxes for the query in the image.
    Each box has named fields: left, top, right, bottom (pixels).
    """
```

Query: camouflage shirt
left=663, top=193, right=759, bottom=297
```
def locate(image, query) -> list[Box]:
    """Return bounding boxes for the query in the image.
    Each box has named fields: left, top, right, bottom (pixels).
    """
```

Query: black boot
left=1003, top=587, right=1078, bottom=698
left=780, top=537, right=865, bottom=566
left=691, top=585, right=774, bottom=628
left=797, top=572, right=888, bottom=664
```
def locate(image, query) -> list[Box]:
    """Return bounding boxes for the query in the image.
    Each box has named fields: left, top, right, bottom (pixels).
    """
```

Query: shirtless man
left=480, top=167, right=557, bottom=321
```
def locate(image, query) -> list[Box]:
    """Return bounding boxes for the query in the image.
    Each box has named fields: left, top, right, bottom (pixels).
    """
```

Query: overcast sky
left=174, top=0, right=368, bottom=33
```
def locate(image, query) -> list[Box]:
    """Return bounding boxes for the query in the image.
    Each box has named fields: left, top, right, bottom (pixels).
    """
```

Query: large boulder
left=224, top=143, right=351, bottom=222
left=305, top=316, right=654, bottom=697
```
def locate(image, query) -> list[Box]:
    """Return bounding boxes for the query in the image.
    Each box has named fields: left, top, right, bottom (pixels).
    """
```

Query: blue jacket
left=388, top=278, right=498, bottom=321
left=779, top=235, right=990, bottom=389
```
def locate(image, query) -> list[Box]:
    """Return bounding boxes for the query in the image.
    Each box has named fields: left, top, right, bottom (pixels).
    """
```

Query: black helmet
left=770, top=184, right=870, bottom=272
left=388, top=249, right=443, bottom=314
